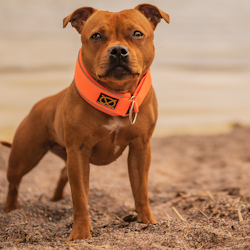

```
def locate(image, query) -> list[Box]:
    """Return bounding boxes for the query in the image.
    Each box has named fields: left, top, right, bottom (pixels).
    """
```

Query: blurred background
left=0, top=0, right=250, bottom=141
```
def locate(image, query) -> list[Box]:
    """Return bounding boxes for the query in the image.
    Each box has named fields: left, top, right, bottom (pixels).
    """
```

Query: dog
left=1, top=4, right=169, bottom=241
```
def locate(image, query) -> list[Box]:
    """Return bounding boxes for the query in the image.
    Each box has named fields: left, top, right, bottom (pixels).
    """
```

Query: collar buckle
left=129, top=96, right=138, bottom=125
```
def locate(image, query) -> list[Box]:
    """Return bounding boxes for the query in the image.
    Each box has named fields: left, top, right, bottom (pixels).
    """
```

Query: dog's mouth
left=98, top=63, right=139, bottom=80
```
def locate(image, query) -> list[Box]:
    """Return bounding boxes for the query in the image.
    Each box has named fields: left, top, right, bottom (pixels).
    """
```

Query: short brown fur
left=2, top=4, right=169, bottom=241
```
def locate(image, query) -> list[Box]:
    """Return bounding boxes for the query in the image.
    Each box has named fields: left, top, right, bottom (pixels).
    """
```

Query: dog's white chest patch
left=103, top=117, right=123, bottom=134
left=103, top=117, right=123, bottom=154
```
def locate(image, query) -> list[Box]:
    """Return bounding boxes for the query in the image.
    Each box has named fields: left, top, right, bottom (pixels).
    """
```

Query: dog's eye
left=132, top=31, right=144, bottom=38
left=91, top=33, right=102, bottom=40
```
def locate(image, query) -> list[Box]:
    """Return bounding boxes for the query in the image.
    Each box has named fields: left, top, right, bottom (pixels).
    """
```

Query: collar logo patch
left=97, top=93, right=118, bottom=109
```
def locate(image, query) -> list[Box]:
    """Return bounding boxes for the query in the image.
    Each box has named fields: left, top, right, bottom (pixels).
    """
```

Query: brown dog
left=2, top=4, right=169, bottom=241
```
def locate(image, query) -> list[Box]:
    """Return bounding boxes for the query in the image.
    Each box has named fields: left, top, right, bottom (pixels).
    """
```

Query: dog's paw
left=67, top=222, right=92, bottom=241
left=51, top=194, right=64, bottom=202
left=137, top=213, right=157, bottom=224
left=5, top=198, right=18, bottom=213
left=4, top=203, right=18, bottom=213
left=67, top=228, right=92, bottom=241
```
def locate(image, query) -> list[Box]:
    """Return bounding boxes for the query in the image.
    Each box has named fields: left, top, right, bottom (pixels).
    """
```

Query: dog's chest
left=89, top=117, right=128, bottom=165
left=103, top=117, right=123, bottom=139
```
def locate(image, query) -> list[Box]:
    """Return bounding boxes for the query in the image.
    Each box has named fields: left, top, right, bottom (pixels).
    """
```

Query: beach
left=1, top=1, right=250, bottom=249
left=1, top=126, right=250, bottom=249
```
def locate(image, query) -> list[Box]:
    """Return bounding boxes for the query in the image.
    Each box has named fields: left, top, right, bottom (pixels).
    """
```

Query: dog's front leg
left=128, top=139, right=156, bottom=224
left=66, top=148, right=91, bottom=241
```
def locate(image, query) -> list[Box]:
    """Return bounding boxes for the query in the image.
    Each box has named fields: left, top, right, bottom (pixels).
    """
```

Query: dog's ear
left=63, top=7, right=97, bottom=34
left=135, top=4, right=170, bottom=30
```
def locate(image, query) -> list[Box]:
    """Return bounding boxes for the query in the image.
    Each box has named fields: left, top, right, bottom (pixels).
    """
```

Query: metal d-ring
left=129, top=96, right=138, bottom=125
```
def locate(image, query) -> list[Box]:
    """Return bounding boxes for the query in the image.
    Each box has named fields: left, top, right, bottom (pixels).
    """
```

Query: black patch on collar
left=97, top=93, right=118, bottom=109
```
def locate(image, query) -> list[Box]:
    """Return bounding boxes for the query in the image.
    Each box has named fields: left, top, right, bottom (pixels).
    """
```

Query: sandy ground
left=1, top=125, right=250, bottom=249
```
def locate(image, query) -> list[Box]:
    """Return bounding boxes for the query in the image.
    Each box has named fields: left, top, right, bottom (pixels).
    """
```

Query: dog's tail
left=0, top=141, right=12, bottom=148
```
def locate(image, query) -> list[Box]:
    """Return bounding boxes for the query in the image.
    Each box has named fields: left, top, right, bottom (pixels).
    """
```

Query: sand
left=1, top=126, right=250, bottom=249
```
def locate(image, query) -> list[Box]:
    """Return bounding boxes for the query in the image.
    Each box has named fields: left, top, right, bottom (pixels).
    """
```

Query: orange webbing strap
left=132, top=69, right=152, bottom=113
left=74, top=49, right=152, bottom=117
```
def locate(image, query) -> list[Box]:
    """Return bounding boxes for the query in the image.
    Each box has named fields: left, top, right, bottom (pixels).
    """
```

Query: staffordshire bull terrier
left=2, top=4, right=169, bottom=240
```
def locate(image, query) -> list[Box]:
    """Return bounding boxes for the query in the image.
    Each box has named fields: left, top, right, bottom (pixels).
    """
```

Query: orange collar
left=74, top=50, right=152, bottom=124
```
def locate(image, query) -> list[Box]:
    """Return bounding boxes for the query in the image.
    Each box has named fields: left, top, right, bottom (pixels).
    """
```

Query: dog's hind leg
left=5, top=117, right=49, bottom=212
left=51, top=166, right=68, bottom=201
left=49, top=144, right=68, bottom=201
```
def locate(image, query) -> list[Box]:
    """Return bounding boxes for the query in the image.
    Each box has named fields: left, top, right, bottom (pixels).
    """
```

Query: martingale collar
left=74, top=50, right=152, bottom=124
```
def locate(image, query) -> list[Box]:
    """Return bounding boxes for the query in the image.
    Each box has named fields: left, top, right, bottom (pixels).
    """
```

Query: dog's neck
left=74, top=50, right=152, bottom=119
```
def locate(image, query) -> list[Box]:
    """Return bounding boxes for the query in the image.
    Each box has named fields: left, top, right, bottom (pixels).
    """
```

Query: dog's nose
left=109, top=46, right=129, bottom=59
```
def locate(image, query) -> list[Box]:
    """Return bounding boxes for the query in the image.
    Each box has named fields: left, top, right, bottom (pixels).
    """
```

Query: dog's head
left=63, top=4, right=169, bottom=93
